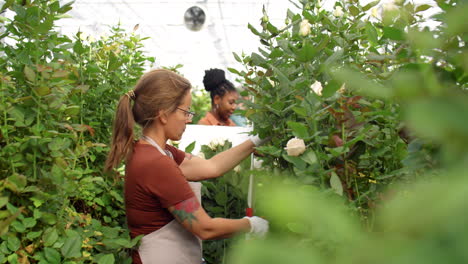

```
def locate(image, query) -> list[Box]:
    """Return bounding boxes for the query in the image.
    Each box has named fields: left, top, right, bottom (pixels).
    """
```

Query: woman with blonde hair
left=105, top=69, right=268, bottom=264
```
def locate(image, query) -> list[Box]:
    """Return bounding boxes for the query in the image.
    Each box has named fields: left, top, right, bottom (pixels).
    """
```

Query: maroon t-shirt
left=125, top=141, right=195, bottom=264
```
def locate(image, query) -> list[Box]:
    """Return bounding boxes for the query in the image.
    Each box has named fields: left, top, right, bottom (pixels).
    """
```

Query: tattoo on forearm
left=173, top=197, right=200, bottom=226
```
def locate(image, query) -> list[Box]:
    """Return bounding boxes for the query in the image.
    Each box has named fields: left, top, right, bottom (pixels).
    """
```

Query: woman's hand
left=244, top=216, right=269, bottom=238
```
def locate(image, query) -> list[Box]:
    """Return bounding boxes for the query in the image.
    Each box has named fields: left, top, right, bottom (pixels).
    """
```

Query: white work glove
left=244, top=216, right=269, bottom=238
left=249, top=135, right=271, bottom=147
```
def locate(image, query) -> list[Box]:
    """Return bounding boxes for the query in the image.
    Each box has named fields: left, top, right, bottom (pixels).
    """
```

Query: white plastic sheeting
left=56, top=0, right=299, bottom=88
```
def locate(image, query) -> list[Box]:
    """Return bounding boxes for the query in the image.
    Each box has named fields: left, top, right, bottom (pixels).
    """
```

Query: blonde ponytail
left=104, top=94, right=136, bottom=172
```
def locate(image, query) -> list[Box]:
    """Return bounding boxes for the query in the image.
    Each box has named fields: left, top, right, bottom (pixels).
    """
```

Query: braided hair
left=203, top=68, right=237, bottom=105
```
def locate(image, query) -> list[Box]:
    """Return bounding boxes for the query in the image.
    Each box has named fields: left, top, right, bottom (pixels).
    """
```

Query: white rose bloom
left=209, top=138, right=227, bottom=150
left=285, top=137, right=306, bottom=157
left=370, top=7, right=380, bottom=18
left=217, top=138, right=226, bottom=147
left=299, top=19, right=311, bottom=36
left=269, top=78, right=275, bottom=87
left=79, top=32, right=88, bottom=41
left=333, top=6, right=344, bottom=17
left=208, top=140, right=218, bottom=150
left=253, top=158, right=264, bottom=169
left=311, top=80, right=323, bottom=96
left=383, top=2, right=398, bottom=12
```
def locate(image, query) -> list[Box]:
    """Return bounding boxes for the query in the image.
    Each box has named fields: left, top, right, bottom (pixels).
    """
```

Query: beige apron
left=138, top=136, right=203, bottom=264
left=138, top=182, right=203, bottom=264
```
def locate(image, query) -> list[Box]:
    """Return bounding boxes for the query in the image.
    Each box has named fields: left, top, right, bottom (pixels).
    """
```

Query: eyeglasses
left=177, top=107, right=196, bottom=120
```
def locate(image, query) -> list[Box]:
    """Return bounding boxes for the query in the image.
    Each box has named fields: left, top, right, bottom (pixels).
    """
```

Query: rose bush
left=230, top=0, right=425, bottom=220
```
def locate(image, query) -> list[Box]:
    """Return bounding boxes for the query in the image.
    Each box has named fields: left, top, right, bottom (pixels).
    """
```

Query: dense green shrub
left=0, top=1, right=154, bottom=263
left=230, top=0, right=466, bottom=222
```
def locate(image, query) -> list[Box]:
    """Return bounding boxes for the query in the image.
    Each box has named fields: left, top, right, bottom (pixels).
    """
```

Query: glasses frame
left=176, top=107, right=196, bottom=120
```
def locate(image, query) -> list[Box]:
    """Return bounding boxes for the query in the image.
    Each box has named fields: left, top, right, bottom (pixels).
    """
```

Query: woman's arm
left=168, top=196, right=250, bottom=240
left=179, top=139, right=255, bottom=181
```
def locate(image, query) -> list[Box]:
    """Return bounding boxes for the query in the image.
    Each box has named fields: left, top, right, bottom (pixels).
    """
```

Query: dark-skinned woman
left=198, top=68, right=238, bottom=126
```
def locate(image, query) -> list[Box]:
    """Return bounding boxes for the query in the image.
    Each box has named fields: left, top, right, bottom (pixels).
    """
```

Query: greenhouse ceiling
left=2, top=0, right=438, bottom=88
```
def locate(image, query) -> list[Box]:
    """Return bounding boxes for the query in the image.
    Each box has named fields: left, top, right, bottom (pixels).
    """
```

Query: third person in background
left=198, top=68, right=238, bottom=126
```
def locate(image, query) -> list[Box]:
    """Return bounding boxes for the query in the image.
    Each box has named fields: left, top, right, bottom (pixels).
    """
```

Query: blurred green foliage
left=228, top=0, right=468, bottom=263
left=191, top=89, right=211, bottom=124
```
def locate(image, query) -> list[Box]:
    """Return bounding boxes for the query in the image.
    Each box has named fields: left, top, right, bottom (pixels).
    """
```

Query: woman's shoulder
left=130, top=142, right=170, bottom=166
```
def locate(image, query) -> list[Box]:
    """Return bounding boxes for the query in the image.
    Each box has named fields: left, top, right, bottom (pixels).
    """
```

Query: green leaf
left=383, top=26, right=405, bottom=41
left=34, top=86, right=51, bottom=96
left=349, top=6, right=360, bottom=16
left=0, top=197, right=7, bottom=209
left=73, top=40, right=85, bottom=55
left=233, top=52, right=242, bottom=63
left=248, top=23, right=262, bottom=37
left=44, top=247, right=61, bottom=264
left=322, top=80, right=340, bottom=98
left=6, top=174, right=27, bottom=190
left=64, top=105, right=80, bottom=116
left=40, top=212, right=57, bottom=225
left=323, top=49, right=343, bottom=69
left=58, top=1, right=74, bottom=14
left=296, top=42, right=316, bottom=62
left=287, top=121, right=310, bottom=139
left=129, top=235, right=144, bottom=248
left=270, top=65, right=291, bottom=87
left=256, top=145, right=282, bottom=157
left=98, top=254, right=115, bottom=264
left=215, top=192, right=228, bottom=206
left=365, top=22, right=379, bottom=46
left=250, top=52, right=266, bottom=66
left=363, top=0, right=380, bottom=11
left=26, top=230, right=42, bottom=240
left=22, top=217, right=36, bottom=228
left=0, top=208, right=21, bottom=236
left=302, top=10, right=315, bottom=23
left=7, top=236, right=20, bottom=251
left=301, top=150, right=318, bottom=165
left=48, top=138, right=71, bottom=151
left=61, top=235, right=82, bottom=259
left=43, top=228, right=58, bottom=247
left=102, top=226, right=120, bottom=239
left=282, top=154, right=307, bottom=170
left=292, top=106, right=307, bottom=117
left=415, top=4, right=431, bottom=12
left=330, top=172, right=343, bottom=196
left=266, top=22, right=279, bottom=34
left=8, top=107, right=24, bottom=126
left=184, top=141, right=196, bottom=154
left=6, top=254, right=18, bottom=263
left=24, top=66, right=36, bottom=82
